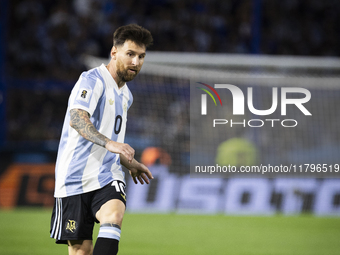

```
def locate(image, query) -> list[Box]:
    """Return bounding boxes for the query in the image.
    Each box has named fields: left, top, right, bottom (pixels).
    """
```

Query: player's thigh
left=68, top=240, right=93, bottom=255
left=91, top=181, right=127, bottom=226
left=95, top=199, right=126, bottom=226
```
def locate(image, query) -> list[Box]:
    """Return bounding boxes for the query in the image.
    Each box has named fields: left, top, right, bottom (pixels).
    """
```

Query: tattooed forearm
left=70, top=109, right=110, bottom=147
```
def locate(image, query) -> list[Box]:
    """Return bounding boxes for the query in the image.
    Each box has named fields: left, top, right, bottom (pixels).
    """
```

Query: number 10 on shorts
left=111, top=181, right=126, bottom=196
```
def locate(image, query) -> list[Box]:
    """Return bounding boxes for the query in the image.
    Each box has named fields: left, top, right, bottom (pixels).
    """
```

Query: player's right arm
left=70, top=108, right=134, bottom=162
left=120, top=155, right=153, bottom=185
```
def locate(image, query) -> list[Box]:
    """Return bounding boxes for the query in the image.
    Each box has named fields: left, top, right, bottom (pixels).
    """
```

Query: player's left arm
left=120, top=155, right=153, bottom=185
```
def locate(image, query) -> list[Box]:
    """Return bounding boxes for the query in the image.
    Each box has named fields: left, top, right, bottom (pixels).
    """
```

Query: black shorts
left=50, top=180, right=126, bottom=244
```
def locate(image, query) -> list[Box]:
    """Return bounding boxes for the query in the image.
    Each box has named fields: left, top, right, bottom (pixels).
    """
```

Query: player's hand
left=129, top=163, right=153, bottom=185
left=105, top=141, right=135, bottom=163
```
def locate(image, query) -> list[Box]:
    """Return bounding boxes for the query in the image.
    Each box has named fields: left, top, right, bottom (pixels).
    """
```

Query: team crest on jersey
left=66, top=219, right=77, bottom=233
left=78, top=89, right=91, bottom=103
left=109, top=98, right=114, bottom=105
left=81, top=90, right=87, bottom=98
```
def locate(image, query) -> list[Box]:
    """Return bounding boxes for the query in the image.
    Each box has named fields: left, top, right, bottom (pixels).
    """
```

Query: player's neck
left=106, top=64, right=125, bottom=88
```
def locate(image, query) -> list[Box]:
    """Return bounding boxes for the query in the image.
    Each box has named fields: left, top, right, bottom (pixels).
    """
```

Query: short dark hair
left=113, top=24, right=153, bottom=48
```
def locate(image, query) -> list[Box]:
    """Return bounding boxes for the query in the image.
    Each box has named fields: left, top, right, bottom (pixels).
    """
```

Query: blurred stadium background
left=1, top=0, right=340, bottom=254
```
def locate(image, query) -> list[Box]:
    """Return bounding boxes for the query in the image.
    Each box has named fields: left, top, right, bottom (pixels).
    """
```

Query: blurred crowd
left=6, top=0, right=340, bottom=80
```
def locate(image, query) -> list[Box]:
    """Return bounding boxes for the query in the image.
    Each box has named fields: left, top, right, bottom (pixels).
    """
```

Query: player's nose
left=131, top=56, right=140, bottom=66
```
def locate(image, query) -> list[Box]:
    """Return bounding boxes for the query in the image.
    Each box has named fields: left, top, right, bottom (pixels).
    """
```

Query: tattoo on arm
left=70, top=109, right=110, bottom=147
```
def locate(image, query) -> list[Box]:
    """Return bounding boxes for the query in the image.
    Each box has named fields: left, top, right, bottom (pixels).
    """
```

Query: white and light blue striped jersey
left=54, top=64, right=133, bottom=198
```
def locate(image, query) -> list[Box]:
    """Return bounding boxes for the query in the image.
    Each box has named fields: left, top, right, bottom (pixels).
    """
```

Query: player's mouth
left=128, top=68, right=137, bottom=74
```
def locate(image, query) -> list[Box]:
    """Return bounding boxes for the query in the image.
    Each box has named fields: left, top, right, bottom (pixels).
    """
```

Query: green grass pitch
left=0, top=208, right=339, bottom=255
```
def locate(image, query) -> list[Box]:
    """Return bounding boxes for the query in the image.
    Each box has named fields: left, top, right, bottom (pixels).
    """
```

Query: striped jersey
left=54, top=64, right=133, bottom=198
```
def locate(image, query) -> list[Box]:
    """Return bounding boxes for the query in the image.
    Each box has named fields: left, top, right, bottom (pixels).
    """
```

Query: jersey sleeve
left=69, top=71, right=104, bottom=116
left=127, top=86, right=134, bottom=110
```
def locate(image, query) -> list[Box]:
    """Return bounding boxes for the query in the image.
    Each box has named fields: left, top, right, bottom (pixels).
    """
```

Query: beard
left=116, top=59, right=140, bottom=82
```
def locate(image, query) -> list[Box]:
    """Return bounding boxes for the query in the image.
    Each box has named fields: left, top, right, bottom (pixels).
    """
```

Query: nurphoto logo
left=197, top=82, right=312, bottom=128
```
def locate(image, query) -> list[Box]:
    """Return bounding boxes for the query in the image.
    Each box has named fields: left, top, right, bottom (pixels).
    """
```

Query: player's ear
left=111, top=46, right=118, bottom=60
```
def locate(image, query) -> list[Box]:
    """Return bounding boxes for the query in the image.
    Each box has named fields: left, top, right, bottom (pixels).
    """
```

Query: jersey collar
left=99, top=63, right=127, bottom=94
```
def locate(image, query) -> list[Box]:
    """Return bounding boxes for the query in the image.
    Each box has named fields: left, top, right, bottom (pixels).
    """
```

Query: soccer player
left=50, top=24, right=154, bottom=255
